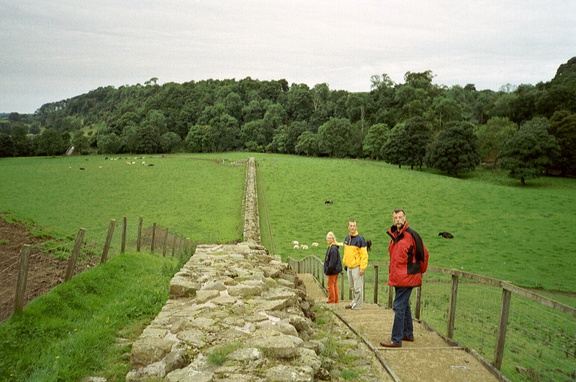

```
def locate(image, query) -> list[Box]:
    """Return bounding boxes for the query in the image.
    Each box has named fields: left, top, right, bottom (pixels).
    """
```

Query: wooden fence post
left=414, top=286, right=422, bottom=320
left=493, top=288, right=512, bottom=370
left=447, top=274, right=460, bottom=339
left=151, top=223, right=157, bottom=253
left=14, top=245, right=32, bottom=314
left=162, top=228, right=169, bottom=257
left=65, top=228, right=85, bottom=281
left=373, top=266, right=379, bottom=304
left=137, top=216, right=143, bottom=252
left=101, top=219, right=116, bottom=263
left=121, top=217, right=127, bottom=253
left=171, top=233, right=177, bottom=256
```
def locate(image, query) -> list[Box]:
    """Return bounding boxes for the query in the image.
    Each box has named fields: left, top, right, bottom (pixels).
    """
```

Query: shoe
left=345, top=305, right=353, bottom=309
left=402, top=336, right=414, bottom=342
left=380, top=340, right=401, bottom=348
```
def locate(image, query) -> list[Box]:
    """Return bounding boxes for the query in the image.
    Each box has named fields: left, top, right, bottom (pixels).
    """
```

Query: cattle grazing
left=438, top=232, right=454, bottom=239
left=324, top=200, right=333, bottom=205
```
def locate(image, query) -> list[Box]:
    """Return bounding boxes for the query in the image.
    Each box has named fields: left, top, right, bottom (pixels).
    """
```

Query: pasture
left=1, top=153, right=575, bottom=295
left=0, top=155, right=246, bottom=243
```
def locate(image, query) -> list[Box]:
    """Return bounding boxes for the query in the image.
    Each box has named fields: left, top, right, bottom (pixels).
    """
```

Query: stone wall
left=242, top=157, right=260, bottom=244
left=126, top=243, right=327, bottom=381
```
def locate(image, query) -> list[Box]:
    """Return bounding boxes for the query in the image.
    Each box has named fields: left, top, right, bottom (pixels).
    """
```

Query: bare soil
left=0, top=215, right=99, bottom=322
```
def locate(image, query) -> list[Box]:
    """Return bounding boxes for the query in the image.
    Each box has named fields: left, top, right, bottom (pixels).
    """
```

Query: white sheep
left=301, top=245, right=309, bottom=249
left=293, top=245, right=299, bottom=249
left=311, top=242, right=319, bottom=247
left=291, top=241, right=299, bottom=245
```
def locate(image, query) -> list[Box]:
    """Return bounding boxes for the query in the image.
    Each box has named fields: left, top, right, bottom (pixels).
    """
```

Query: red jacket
left=387, top=221, right=429, bottom=287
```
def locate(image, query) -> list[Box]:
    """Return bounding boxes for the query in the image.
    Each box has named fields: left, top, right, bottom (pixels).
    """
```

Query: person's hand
left=359, top=269, right=364, bottom=276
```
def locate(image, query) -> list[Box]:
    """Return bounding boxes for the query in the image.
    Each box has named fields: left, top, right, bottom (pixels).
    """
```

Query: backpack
left=405, top=227, right=425, bottom=274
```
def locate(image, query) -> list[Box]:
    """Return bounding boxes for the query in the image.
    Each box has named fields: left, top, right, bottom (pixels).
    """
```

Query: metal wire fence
left=288, top=255, right=576, bottom=382
left=0, top=217, right=191, bottom=323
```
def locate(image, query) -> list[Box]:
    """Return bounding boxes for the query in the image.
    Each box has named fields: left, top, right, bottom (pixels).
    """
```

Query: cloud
left=1, top=0, right=575, bottom=113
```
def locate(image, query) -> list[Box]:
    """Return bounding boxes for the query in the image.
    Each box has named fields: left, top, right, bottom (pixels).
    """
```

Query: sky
left=1, top=0, right=575, bottom=114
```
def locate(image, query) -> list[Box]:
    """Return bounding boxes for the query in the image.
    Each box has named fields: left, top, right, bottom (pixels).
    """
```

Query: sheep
left=311, top=242, right=319, bottom=247
left=438, top=232, right=454, bottom=239
left=293, top=245, right=299, bottom=249
left=301, top=245, right=309, bottom=249
left=324, top=200, right=333, bottom=205
left=291, top=241, right=299, bottom=245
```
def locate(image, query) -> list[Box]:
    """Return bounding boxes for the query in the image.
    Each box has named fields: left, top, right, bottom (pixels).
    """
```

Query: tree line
left=1, top=57, right=575, bottom=184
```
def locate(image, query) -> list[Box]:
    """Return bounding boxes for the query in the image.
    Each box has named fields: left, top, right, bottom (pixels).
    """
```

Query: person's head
left=326, top=231, right=336, bottom=244
left=392, top=209, right=406, bottom=229
left=348, top=220, right=357, bottom=235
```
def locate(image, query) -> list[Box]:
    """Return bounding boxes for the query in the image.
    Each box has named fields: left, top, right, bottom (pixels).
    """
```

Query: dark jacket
left=324, top=243, right=343, bottom=275
left=386, top=221, right=429, bottom=287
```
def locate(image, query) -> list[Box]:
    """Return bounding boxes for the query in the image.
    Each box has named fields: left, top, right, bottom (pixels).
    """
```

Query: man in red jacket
left=380, top=209, right=429, bottom=348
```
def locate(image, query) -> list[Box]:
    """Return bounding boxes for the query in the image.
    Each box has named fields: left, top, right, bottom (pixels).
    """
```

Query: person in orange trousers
left=324, top=232, right=343, bottom=303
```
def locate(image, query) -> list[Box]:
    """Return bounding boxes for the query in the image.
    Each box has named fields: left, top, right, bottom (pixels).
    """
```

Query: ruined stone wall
left=242, top=157, right=260, bottom=244
left=126, top=243, right=327, bottom=381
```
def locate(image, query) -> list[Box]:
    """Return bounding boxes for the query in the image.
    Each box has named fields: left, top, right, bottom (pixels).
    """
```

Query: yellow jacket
left=342, top=231, right=369, bottom=270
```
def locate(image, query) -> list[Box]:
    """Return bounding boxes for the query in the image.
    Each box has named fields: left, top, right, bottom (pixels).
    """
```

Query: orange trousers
left=327, top=274, right=339, bottom=303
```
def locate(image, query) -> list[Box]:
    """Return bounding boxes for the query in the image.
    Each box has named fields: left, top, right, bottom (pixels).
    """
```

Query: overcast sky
left=1, top=0, right=575, bottom=114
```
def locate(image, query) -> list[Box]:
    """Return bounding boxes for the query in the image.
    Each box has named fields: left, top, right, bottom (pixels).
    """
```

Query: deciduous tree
left=499, top=117, right=560, bottom=185
left=425, top=121, right=480, bottom=176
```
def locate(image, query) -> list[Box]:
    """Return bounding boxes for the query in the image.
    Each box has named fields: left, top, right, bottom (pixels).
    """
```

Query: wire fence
left=288, top=255, right=576, bottom=382
left=0, top=217, right=191, bottom=323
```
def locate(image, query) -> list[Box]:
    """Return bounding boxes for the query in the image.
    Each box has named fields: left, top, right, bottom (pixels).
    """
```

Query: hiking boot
left=380, top=340, right=401, bottom=348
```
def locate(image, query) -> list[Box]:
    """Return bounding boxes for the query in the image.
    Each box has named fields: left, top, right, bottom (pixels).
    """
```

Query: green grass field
left=0, top=154, right=246, bottom=243
left=2, top=153, right=575, bottom=293
left=1, top=153, right=575, bottom=381
left=253, top=154, right=576, bottom=294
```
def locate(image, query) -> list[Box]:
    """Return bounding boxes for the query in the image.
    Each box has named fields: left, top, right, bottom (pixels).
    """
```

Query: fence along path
left=289, top=253, right=576, bottom=382
left=296, top=272, right=501, bottom=382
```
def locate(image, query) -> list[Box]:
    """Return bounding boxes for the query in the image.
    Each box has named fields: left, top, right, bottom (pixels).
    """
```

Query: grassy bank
left=0, top=251, right=189, bottom=381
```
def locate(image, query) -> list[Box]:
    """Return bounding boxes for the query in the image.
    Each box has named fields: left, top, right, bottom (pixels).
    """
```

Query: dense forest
left=1, top=57, right=575, bottom=182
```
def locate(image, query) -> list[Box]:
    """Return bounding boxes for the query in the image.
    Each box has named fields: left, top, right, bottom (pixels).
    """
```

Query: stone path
left=298, top=273, right=501, bottom=382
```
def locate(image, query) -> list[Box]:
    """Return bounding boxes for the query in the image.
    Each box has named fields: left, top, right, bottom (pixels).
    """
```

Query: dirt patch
left=0, top=215, right=99, bottom=322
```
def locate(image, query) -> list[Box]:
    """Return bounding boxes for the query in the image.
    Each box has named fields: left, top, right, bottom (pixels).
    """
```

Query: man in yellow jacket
left=343, top=220, right=369, bottom=310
